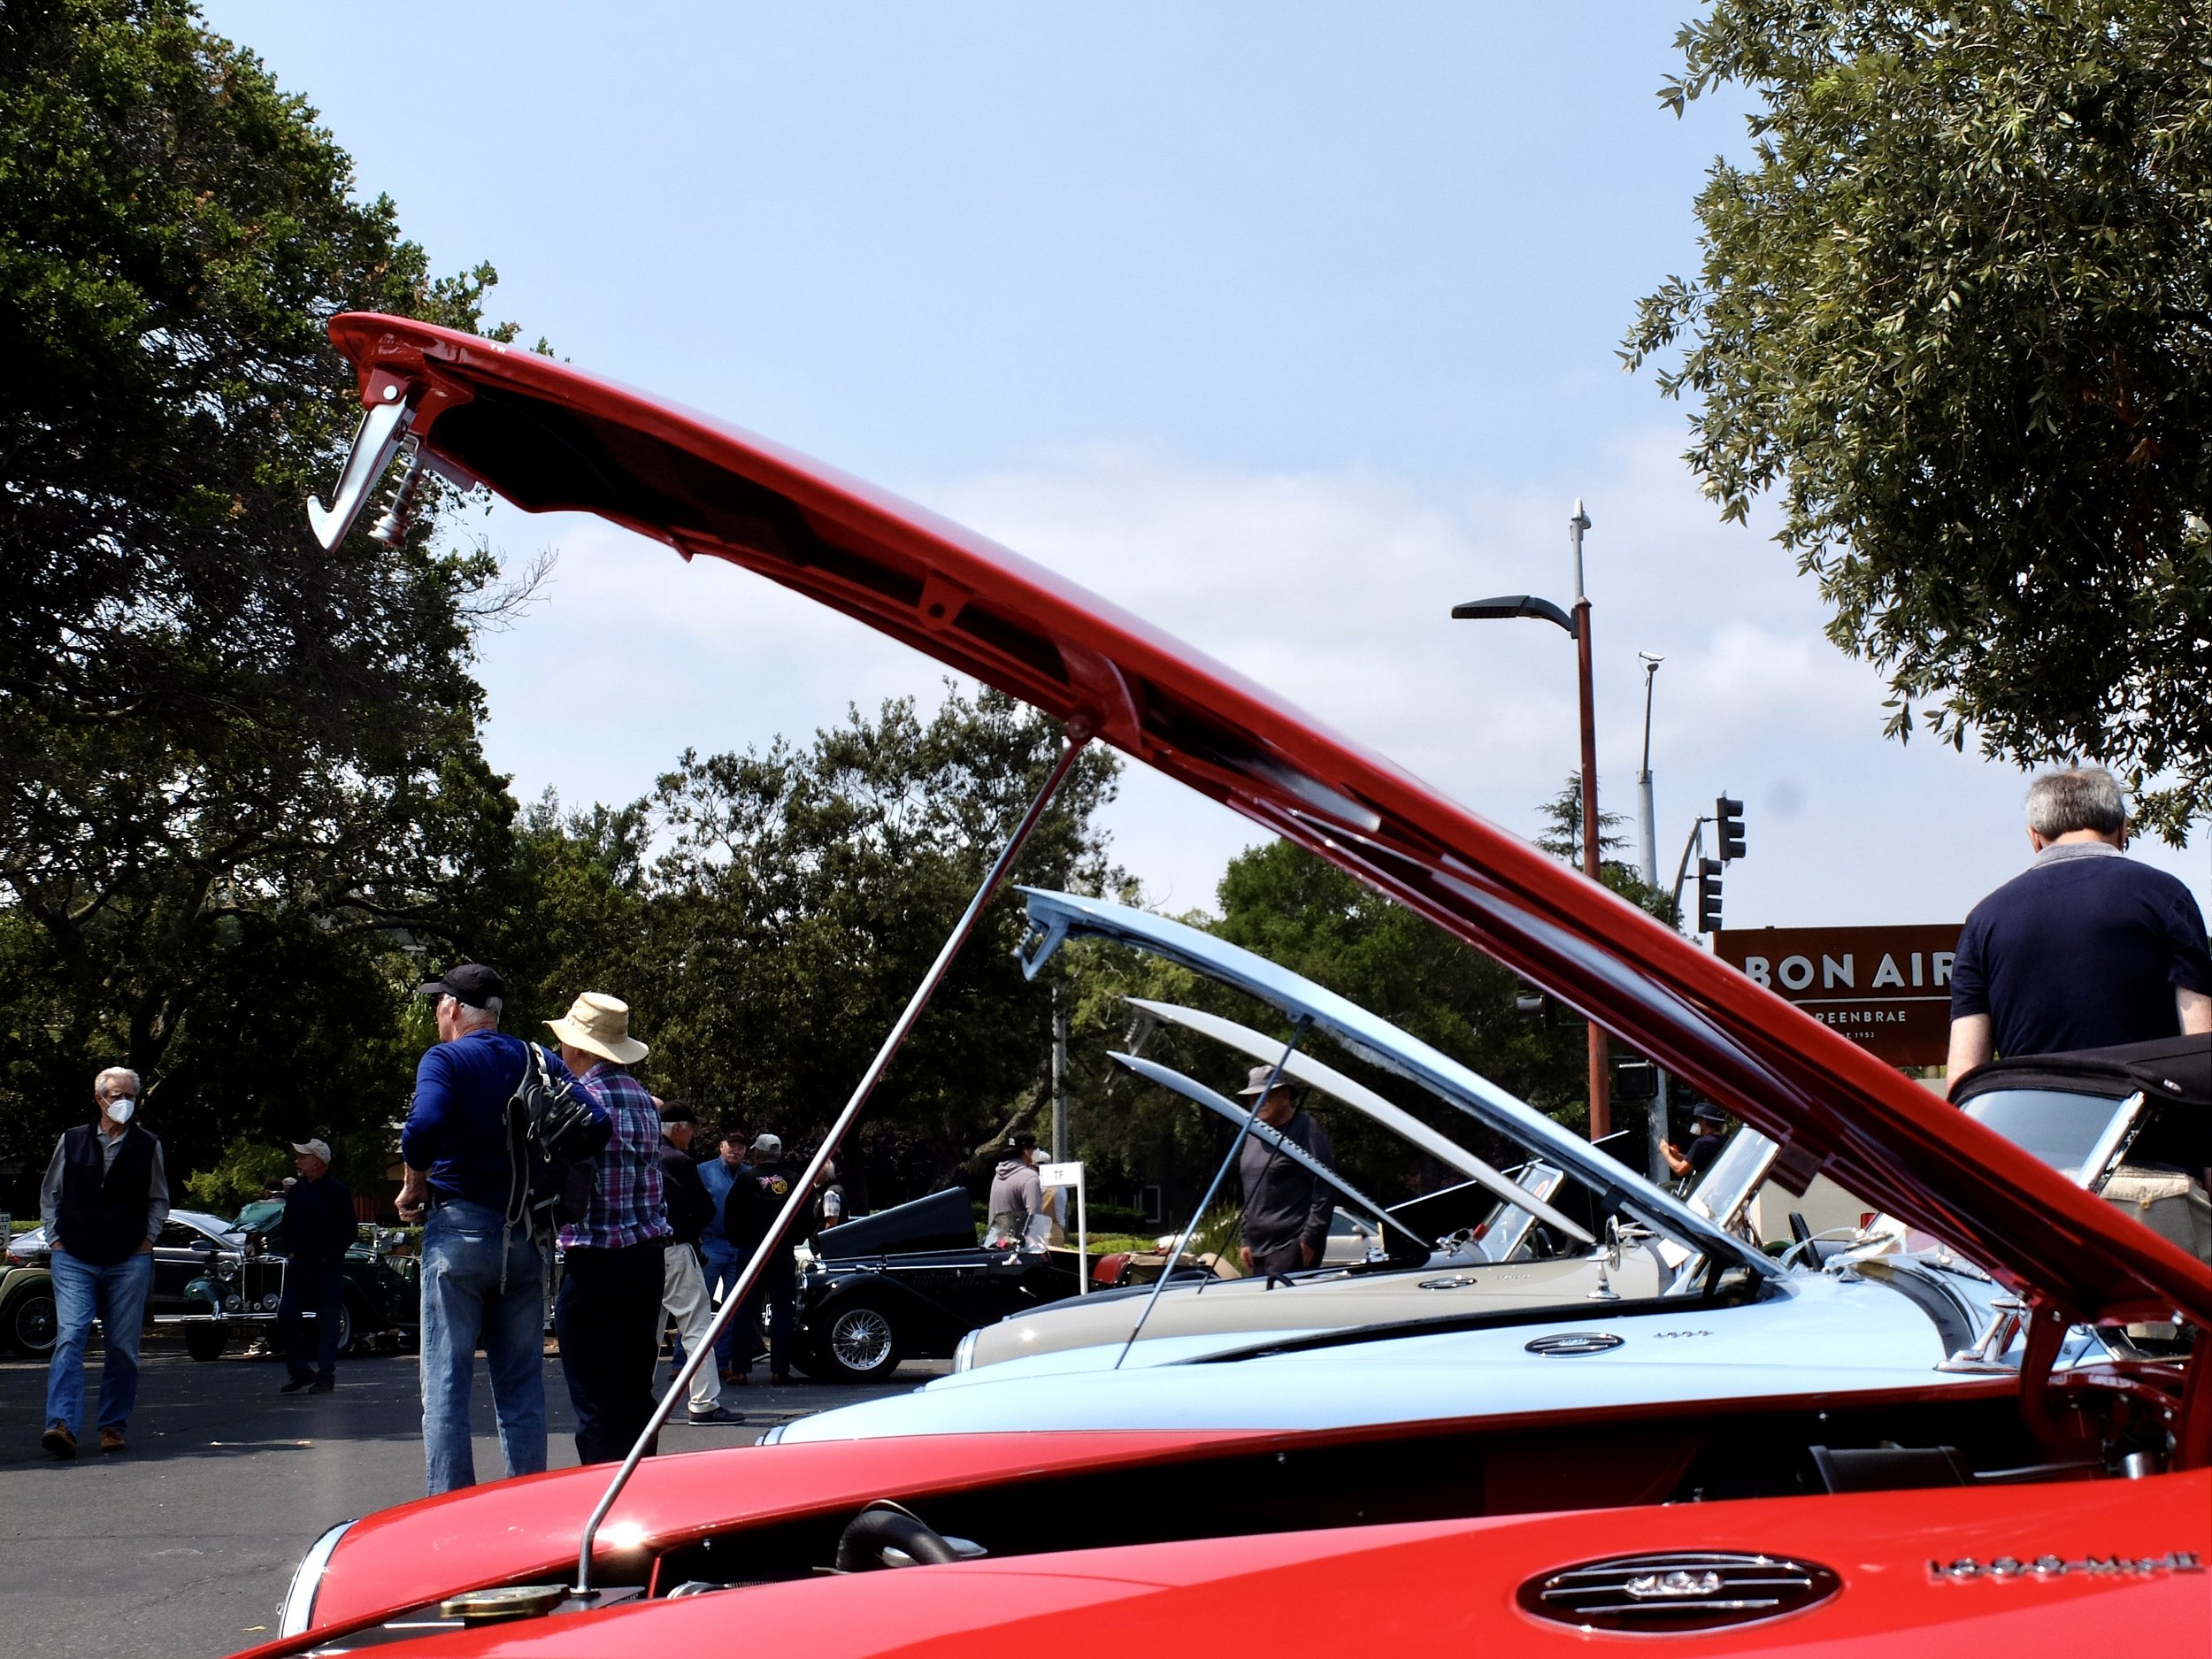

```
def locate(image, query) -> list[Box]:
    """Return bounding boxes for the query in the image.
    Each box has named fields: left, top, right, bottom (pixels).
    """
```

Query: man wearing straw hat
left=547, top=993, right=672, bottom=1464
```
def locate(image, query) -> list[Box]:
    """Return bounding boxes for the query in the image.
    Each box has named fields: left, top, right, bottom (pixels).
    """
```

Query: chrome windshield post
left=571, top=728, right=1092, bottom=1595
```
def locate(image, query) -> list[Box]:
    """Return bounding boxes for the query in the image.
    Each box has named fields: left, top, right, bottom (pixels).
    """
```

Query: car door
left=151, top=1218, right=219, bottom=1315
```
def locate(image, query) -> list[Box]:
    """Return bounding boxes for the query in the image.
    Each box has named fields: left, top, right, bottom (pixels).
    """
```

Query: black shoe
left=280, top=1377, right=314, bottom=1394
left=769, top=1371, right=793, bottom=1386
left=686, top=1405, right=745, bottom=1425
left=307, top=1379, right=335, bottom=1394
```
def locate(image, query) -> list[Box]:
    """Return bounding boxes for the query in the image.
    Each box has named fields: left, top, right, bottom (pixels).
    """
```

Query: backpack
left=504, top=1043, right=612, bottom=1235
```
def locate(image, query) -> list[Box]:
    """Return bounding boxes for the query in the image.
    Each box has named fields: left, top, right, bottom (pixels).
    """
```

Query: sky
left=206, top=0, right=2208, bottom=925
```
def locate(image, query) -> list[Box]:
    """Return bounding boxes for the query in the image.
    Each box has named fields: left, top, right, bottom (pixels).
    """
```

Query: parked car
left=3, top=1208, right=245, bottom=1357
left=240, top=313, right=2208, bottom=1659
left=173, top=1200, right=419, bottom=1362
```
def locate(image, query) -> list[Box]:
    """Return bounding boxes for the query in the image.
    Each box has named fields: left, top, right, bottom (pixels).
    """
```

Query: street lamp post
left=1452, top=499, right=1611, bottom=1143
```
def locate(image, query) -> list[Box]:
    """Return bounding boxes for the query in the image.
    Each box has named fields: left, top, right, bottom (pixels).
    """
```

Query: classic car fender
left=248, top=1463, right=2212, bottom=1659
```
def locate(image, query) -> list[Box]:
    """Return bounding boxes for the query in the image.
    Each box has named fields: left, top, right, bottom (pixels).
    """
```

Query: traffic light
left=1696, top=856, right=1724, bottom=933
left=1715, top=795, right=1747, bottom=862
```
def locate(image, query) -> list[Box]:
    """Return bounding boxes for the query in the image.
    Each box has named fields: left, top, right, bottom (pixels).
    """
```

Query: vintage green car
left=3, top=1202, right=419, bottom=1360
left=173, top=1198, right=419, bottom=1361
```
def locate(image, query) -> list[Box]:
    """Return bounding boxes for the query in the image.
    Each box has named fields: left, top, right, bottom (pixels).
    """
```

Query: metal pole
left=1649, top=1069, right=1672, bottom=1187
left=1636, top=654, right=1662, bottom=889
left=1050, top=995, right=1068, bottom=1164
left=572, top=729, right=1091, bottom=1594
left=1571, top=503, right=1609, bottom=1145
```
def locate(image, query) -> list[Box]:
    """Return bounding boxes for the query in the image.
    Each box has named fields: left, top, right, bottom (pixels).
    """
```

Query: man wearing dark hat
left=277, top=1138, right=355, bottom=1394
left=1234, top=1067, right=1335, bottom=1278
left=985, top=1131, right=1049, bottom=1249
left=397, top=963, right=601, bottom=1495
left=655, top=1101, right=741, bottom=1425
left=1663, top=1102, right=1730, bottom=1184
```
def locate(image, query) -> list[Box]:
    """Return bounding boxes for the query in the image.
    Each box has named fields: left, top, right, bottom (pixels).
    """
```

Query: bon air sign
left=1712, top=925, right=1962, bottom=1067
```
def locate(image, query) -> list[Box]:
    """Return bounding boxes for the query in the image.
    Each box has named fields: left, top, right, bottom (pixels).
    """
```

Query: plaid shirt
left=557, top=1063, right=672, bottom=1251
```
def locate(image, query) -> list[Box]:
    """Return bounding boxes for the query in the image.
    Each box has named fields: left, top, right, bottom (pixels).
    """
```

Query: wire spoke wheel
left=827, top=1305, right=895, bottom=1379
left=13, top=1292, right=58, bottom=1355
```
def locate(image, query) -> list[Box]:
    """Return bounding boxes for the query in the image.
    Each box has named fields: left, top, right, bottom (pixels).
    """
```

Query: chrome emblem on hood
left=1520, top=1551, right=1840, bottom=1632
left=1524, top=1331, right=1624, bottom=1356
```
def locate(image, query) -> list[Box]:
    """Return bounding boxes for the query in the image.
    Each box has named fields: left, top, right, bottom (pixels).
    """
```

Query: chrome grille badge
left=1519, top=1551, right=1841, bottom=1632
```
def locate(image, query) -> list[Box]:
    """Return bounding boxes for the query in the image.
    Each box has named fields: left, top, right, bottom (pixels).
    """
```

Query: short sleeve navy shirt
left=1950, top=846, right=2210, bottom=1058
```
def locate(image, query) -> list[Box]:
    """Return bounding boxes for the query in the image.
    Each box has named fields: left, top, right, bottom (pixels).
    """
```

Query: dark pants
left=555, top=1242, right=664, bottom=1464
left=280, top=1262, right=346, bottom=1383
left=1248, top=1240, right=1305, bottom=1279
left=734, top=1248, right=796, bottom=1378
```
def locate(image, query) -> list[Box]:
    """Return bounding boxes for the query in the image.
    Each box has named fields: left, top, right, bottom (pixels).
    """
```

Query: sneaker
left=280, top=1377, right=314, bottom=1394
left=40, top=1424, right=77, bottom=1460
left=686, top=1405, right=746, bottom=1425
left=307, top=1379, right=334, bottom=1394
left=98, top=1426, right=126, bottom=1454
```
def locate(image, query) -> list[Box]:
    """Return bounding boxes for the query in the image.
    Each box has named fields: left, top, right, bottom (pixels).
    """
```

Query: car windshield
left=1959, top=1087, right=2130, bottom=1179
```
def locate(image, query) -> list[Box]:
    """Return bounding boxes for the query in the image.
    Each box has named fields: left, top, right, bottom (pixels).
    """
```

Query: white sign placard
left=1038, top=1161, right=1083, bottom=1187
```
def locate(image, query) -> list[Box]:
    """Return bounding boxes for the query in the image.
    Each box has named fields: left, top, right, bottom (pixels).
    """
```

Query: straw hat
left=546, top=992, right=649, bottom=1065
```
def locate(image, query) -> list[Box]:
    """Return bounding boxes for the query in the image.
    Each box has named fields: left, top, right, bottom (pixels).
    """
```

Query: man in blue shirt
left=548, top=991, right=671, bottom=1464
left=1948, top=770, right=2212, bottom=1084
left=694, top=1128, right=746, bottom=1383
left=397, top=964, right=599, bottom=1495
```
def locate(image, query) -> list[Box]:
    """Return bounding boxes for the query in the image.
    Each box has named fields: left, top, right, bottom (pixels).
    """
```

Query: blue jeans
left=687, top=1240, right=746, bottom=1371
left=46, top=1248, right=153, bottom=1435
left=419, top=1201, right=546, bottom=1495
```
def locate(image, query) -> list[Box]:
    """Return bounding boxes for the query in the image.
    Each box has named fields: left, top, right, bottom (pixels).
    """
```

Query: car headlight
left=225, top=1294, right=243, bottom=1311
left=277, top=1519, right=354, bottom=1636
left=215, top=1256, right=239, bottom=1280
left=951, top=1328, right=979, bottom=1374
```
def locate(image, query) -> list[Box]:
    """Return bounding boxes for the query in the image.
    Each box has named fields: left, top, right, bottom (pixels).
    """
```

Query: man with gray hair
left=39, top=1066, right=168, bottom=1458
left=1948, top=768, right=2211, bottom=1082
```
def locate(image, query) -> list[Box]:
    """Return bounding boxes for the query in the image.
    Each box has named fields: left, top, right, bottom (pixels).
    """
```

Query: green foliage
left=0, top=1, right=518, bottom=1184
left=1624, top=1, right=2212, bottom=841
left=183, top=1138, right=291, bottom=1217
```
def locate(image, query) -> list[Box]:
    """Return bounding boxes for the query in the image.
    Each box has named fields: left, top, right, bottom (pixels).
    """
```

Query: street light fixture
left=1451, top=499, right=1610, bottom=1144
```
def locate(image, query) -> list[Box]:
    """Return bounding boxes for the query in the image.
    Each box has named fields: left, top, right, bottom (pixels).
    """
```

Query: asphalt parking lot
left=0, top=1336, right=942, bottom=1659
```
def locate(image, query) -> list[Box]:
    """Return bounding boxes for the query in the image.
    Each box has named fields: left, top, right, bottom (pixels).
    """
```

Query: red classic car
left=242, top=314, right=2211, bottom=1658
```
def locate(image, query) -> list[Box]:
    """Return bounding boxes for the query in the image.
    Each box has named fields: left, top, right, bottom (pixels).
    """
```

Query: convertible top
left=318, top=312, right=2212, bottom=1332
left=1952, top=1033, right=2211, bottom=1112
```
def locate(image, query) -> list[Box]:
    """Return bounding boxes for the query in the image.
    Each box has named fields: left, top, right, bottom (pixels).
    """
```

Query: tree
left=0, top=1, right=520, bottom=1189
left=1624, top=1, right=2212, bottom=841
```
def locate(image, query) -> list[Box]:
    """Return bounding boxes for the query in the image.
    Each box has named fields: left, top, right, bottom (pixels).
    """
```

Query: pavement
left=0, top=1335, right=943, bottom=1659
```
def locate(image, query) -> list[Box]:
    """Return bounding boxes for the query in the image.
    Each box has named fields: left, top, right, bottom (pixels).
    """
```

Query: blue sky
left=207, top=1, right=2207, bottom=923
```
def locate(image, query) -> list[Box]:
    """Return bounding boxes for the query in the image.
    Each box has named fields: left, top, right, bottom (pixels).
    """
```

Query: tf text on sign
left=1712, top=925, right=1962, bottom=1067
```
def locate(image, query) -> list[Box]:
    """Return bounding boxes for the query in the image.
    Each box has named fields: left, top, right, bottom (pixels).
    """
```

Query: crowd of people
left=32, top=767, right=2208, bottom=1479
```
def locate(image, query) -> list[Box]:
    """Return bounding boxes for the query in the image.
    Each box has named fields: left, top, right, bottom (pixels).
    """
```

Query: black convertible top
left=1951, top=1033, right=2211, bottom=1112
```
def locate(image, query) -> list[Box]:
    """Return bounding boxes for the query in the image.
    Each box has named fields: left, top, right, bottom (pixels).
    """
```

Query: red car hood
left=325, top=312, right=2210, bottom=1333
left=258, top=1462, right=2212, bottom=1659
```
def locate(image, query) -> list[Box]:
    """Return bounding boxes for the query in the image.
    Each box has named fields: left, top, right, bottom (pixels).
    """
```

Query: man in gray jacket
left=985, top=1132, right=1049, bottom=1249
left=1234, top=1065, right=1334, bottom=1278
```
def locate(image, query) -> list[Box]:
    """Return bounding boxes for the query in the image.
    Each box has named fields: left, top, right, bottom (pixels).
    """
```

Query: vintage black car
left=792, top=1188, right=1085, bottom=1383
left=174, top=1198, right=419, bottom=1361
left=4, top=1207, right=250, bottom=1357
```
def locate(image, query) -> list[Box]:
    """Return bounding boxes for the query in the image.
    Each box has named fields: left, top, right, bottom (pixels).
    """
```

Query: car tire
left=184, top=1324, right=228, bottom=1362
left=6, top=1288, right=58, bottom=1357
left=818, top=1299, right=901, bottom=1383
left=330, top=1295, right=357, bottom=1356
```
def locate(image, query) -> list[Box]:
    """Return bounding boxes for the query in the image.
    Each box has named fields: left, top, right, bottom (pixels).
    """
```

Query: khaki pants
left=660, top=1244, right=722, bottom=1415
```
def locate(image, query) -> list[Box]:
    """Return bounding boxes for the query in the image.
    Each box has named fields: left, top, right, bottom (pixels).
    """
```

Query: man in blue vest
left=39, top=1066, right=170, bottom=1458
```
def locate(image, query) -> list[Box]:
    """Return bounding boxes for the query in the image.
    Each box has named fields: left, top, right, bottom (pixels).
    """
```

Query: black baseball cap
left=1691, top=1102, right=1729, bottom=1125
left=657, top=1100, right=700, bottom=1125
left=418, top=963, right=509, bottom=1009
left=1009, top=1130, right=1038, bottom=1151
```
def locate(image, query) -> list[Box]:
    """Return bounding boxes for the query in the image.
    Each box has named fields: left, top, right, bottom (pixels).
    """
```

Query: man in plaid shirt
left=548, top=992, right=672, bottom=1465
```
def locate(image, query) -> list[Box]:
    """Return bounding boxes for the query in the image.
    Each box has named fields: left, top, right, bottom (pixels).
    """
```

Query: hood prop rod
left=572, top=726, right=1092, bottom=1595
left=1112, top=1017, right=1310, bottom=1369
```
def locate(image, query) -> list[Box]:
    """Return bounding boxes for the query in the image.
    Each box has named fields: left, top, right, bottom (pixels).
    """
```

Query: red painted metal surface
left=260, top=1466, right=2212, bottom=1659
left=321, top=311, right=2208, bottom=1335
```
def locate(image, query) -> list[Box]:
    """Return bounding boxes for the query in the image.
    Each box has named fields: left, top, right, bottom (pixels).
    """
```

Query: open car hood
left=319, top=312, right=2212, bottom=1332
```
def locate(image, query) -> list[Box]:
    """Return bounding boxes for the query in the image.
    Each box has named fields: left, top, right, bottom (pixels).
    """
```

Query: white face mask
left=104, top=1098, right=135, bottom=1125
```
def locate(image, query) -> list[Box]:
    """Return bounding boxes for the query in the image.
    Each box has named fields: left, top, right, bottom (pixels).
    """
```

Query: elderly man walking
left=277, top=1138, right=355, bottom=1395
left=655, top=1102, right=741, bottom=1425
left=549, top=993, right=672, bottom=1463
left=398, top=964, right=600, bottom=1495
left=1948, top=769, right=2212, bottom=1082
left=39, top=1067, right=169, bottom=1458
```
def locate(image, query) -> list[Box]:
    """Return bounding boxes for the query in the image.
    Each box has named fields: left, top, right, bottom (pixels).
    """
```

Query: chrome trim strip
left=277, top=1518, right=354, bottom=1636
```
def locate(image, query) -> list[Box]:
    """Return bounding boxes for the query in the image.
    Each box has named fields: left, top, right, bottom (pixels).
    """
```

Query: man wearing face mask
left=38, top=1067, right=170, bottom=1458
